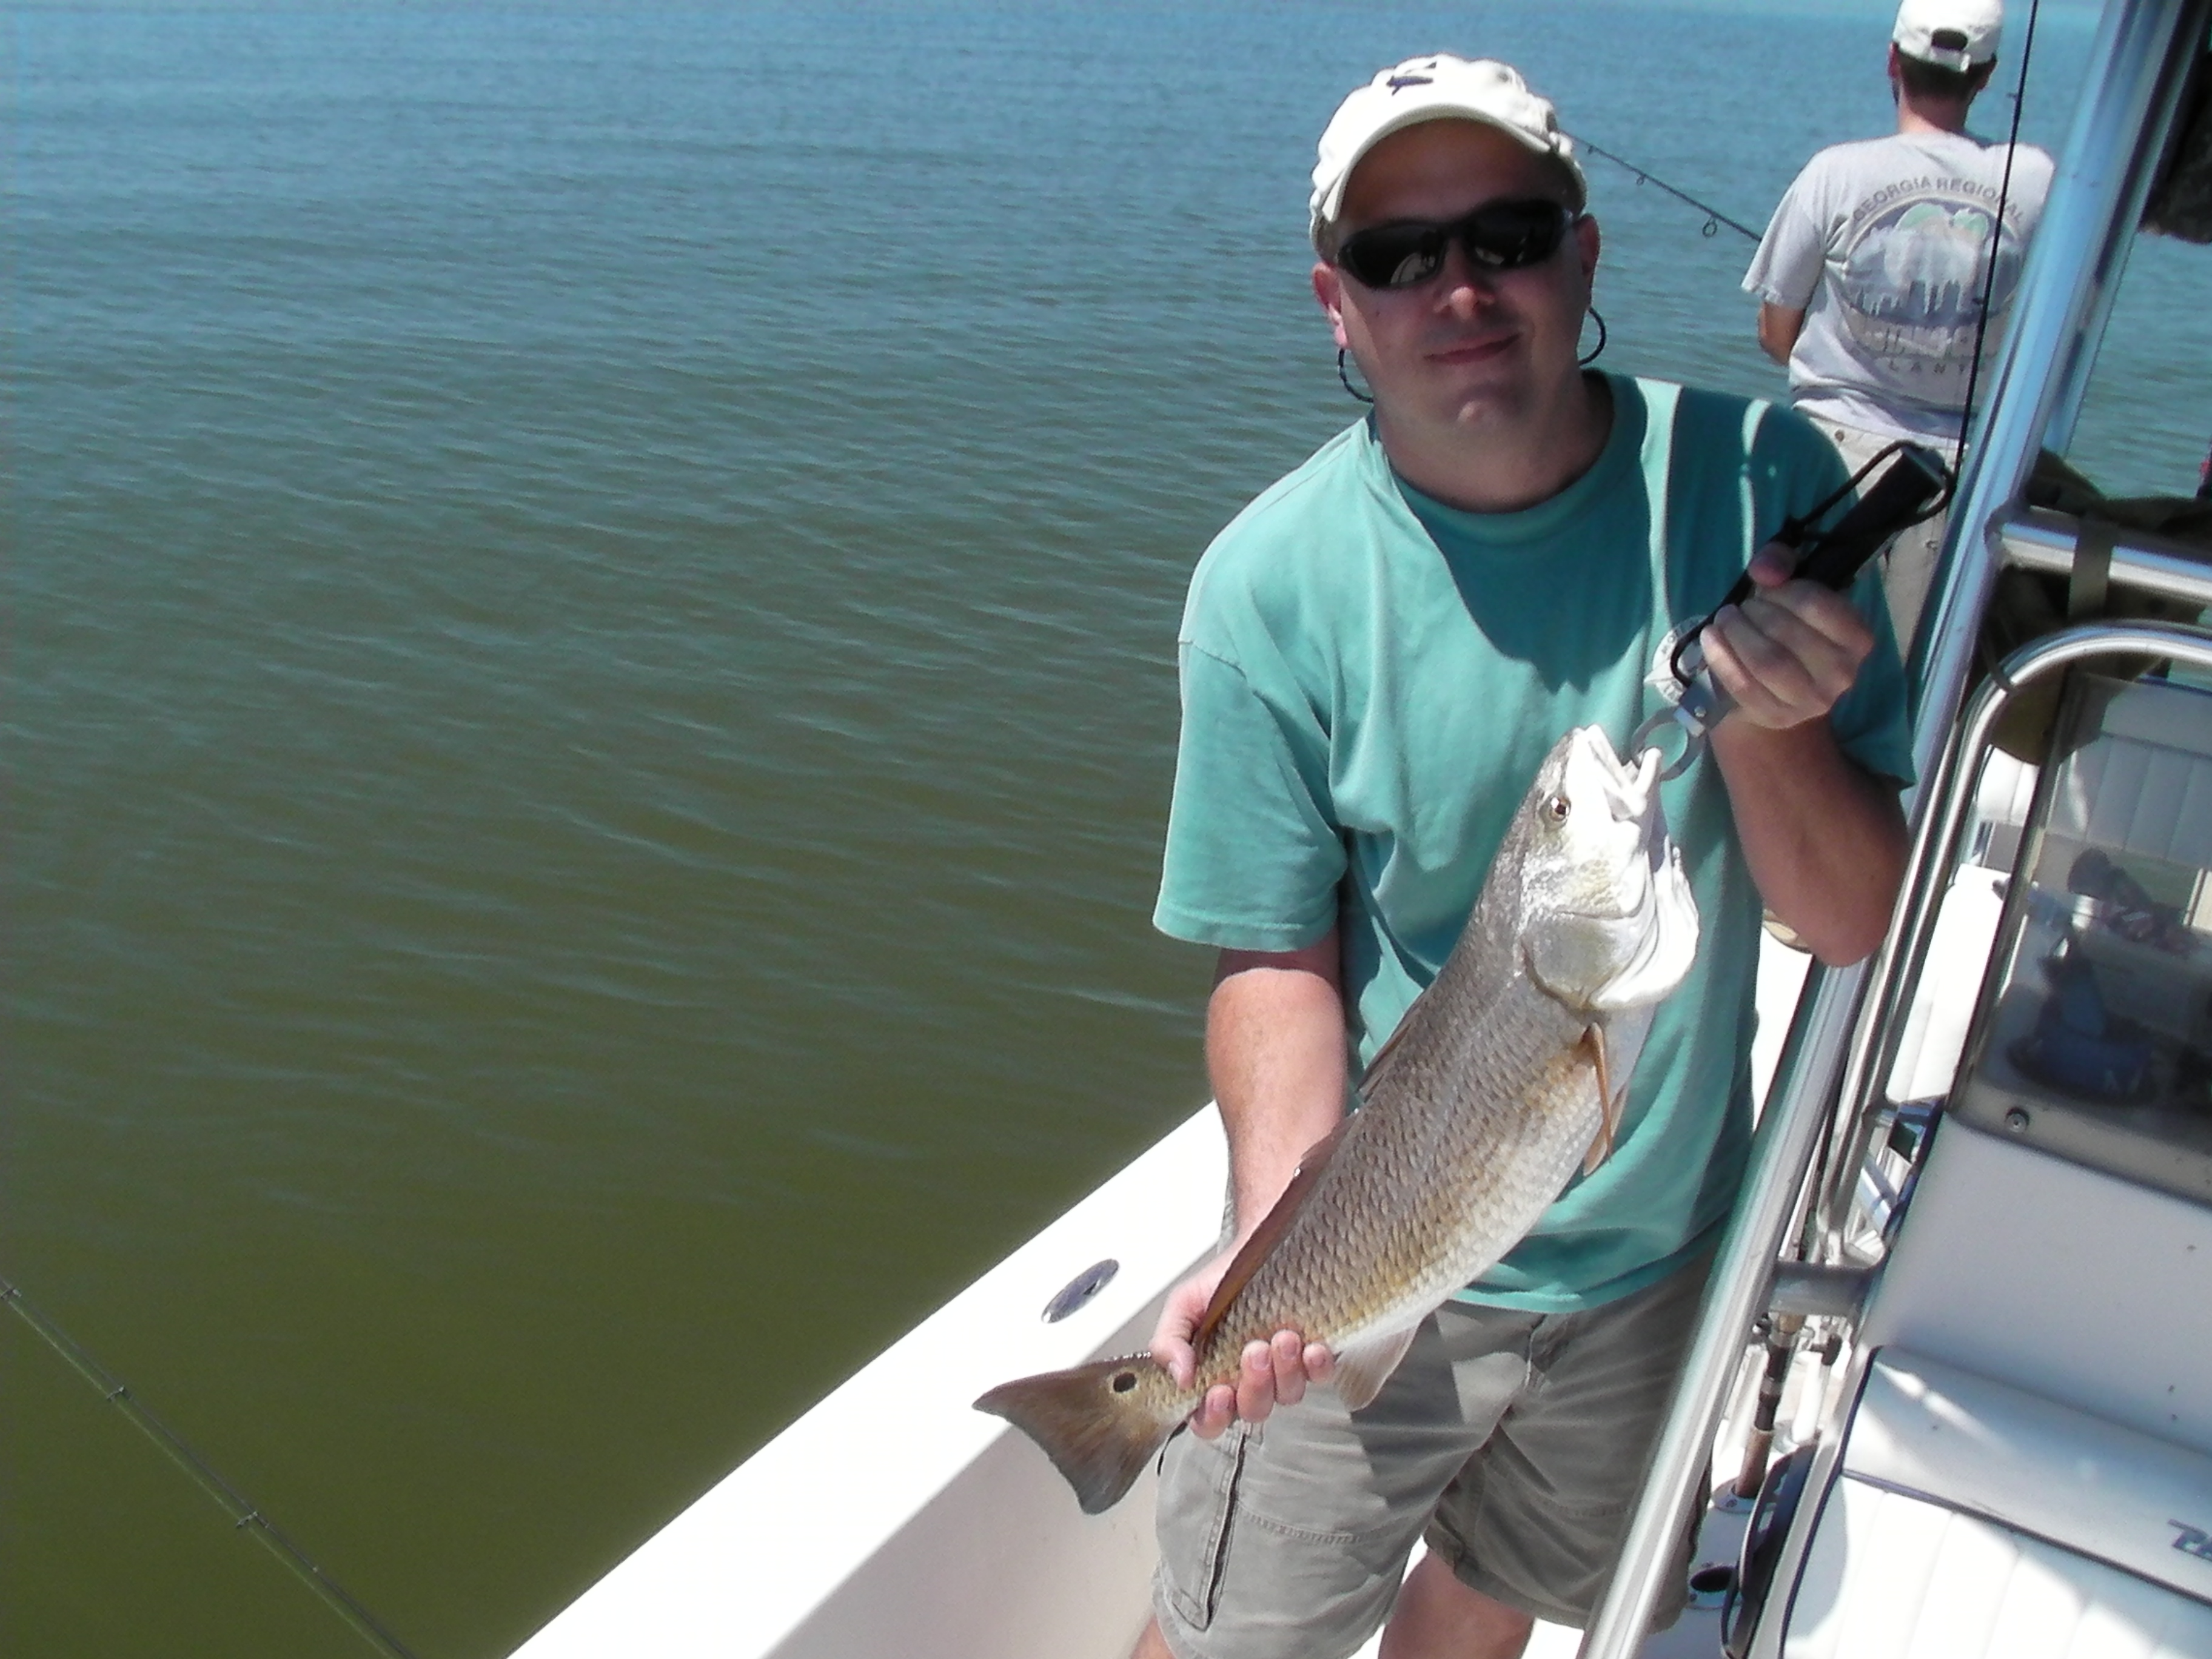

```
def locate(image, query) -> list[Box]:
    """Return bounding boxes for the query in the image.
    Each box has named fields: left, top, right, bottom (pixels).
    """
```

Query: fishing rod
left=1953, top=0, right=2043, bottom=471
left=1, top=1275, right=423, bottom=1659
left=1571, top=135, right=1764, bottom=242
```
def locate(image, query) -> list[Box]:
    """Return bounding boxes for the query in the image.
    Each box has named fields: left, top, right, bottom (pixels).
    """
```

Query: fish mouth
left=1546, top=730, right=1653, bottom=893
left=1561, top=732, right=1667, bottom=919
left=1524, top=726, right=1702, bottom=1014
left=1558, top=726, right=1656, bottom=809
left=1578, top=734, right=1660, bottom=824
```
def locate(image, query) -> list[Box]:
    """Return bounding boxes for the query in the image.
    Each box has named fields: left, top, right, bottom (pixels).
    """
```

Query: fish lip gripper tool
left=1633, top=441, right=1952, bottom=780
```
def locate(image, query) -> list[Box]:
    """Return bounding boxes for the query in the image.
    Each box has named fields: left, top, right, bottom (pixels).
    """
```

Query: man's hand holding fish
left=1150, top=1236, right=1336, bottom=1441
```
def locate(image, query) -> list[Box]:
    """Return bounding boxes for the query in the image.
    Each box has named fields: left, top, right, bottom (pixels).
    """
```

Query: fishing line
left=1952, top=0, right=2043, bottom=471
left=1, top=1275, right=423, bottom=1659
left=1572, top=136, right=1764, bottom=242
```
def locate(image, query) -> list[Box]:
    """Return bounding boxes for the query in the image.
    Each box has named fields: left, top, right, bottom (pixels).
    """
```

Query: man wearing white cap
left=1746, top=0, right=2053, bottom=655
left=1133, top=52, right=1912, bottom=1659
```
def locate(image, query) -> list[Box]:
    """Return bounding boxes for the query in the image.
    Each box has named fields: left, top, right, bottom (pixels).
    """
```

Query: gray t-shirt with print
left=1744, top=130, right=2053, bottom=442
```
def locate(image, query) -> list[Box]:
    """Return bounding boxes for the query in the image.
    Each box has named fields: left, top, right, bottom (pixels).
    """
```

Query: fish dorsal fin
left=1356, top=999, right=1421, bottom=1104
left=1361, top=886, right=1520, bottom=1105
left=1193, top=1115, right=1353, bottom=1350
left=1580, top=1024, right=1619, bottom=1176
left=1331, top=1322, right=1420, bottom=1412
left=1357, top=968, right=1450, bottom=1103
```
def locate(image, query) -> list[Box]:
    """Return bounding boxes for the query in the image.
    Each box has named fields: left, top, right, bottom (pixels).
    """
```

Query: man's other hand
left=1701, top=541, right=1875, bottom=731
left=1150, top=1242, right=1336, bottom=1439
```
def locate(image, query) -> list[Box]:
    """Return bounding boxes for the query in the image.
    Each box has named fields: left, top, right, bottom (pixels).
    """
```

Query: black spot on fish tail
left=974, top=1355, right=1176, bottom=1514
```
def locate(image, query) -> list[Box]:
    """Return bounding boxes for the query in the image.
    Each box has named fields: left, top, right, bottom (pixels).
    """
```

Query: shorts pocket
left=1158, top=1426, right=1250, bottom=1633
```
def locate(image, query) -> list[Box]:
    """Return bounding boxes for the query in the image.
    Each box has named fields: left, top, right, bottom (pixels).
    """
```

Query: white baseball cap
left=1309, top=55, right=1585, bottom=244
left=1892, top=0, right=2003, bottom=69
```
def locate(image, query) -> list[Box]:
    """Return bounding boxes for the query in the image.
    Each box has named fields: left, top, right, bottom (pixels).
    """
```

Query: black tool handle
left=1712, top=443, right=1951, bottom=612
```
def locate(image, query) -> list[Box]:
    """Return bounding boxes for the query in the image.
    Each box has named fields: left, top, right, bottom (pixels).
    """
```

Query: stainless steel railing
left=1814, top=621, right=2212, bottom=1253
left=1999, top=508, right=2212, bottom=611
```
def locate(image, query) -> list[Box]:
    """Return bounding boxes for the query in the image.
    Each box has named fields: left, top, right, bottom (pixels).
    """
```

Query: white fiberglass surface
left=1783, top=1481, right=2212, bottom=1659
left=1848, top=1352, right=2212, bottom=1605
left=1861, top=1119, right=2212, bottom=1457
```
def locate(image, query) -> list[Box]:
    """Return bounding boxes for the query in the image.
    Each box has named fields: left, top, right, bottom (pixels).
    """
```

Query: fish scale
left=1218, top=988, right=1601, bottom=1359
left=976, top=725, right=1700, bottom=1514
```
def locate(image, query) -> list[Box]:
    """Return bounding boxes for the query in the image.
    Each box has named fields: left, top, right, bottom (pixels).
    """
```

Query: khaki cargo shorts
left=1150, top=1252, right=1712, bottom=1659
left=1817, top=416, right=1950, bottom=660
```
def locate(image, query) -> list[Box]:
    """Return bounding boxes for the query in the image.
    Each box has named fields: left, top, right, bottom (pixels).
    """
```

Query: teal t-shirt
left=1153, top=375, right=1914, bottom=1313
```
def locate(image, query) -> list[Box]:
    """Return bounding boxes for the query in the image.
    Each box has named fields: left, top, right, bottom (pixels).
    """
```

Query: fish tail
left=974, top=1356, right=1178, bottom=1514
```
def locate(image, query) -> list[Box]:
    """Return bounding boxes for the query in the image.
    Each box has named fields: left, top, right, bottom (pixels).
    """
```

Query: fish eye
left=1544, top=793, right=1571, bottom=823
left=1111, top=1370, right=1138, bottom=1393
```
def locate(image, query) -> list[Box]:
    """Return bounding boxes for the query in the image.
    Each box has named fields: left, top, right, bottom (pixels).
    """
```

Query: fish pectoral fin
left=1580, top=1024, right=1620, bottom=1177
left=1330, top=1324, right=1420, bottom=1412
left=1356, top=983, right=1429, bottom=1102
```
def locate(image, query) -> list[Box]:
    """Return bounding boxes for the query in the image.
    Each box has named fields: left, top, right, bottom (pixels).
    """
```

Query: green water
left=6, top=2, right=2202, bottom=1654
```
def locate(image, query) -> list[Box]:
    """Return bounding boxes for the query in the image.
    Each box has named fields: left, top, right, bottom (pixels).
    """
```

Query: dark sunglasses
left=1333, top=198, right=1580, bottom=291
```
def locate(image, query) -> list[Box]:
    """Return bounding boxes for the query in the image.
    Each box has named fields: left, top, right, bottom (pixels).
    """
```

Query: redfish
left=976, top=725, right=1700, bottom=1513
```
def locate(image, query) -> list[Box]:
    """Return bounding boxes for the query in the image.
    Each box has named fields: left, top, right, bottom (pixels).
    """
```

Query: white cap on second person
left=1892, top=0, right=2003, bottom=69
left=1310, top=55, right=1584, bottom=244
